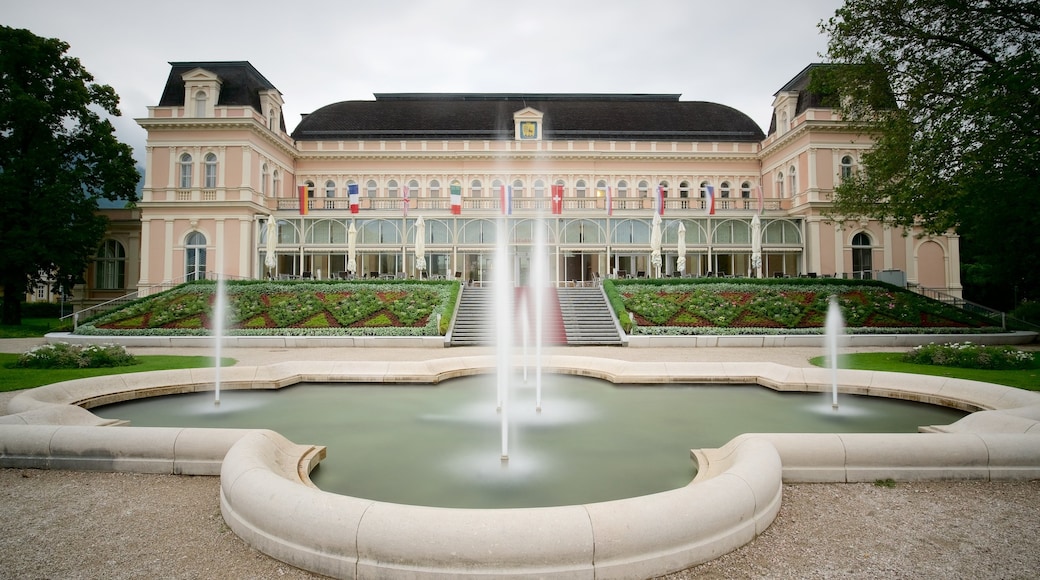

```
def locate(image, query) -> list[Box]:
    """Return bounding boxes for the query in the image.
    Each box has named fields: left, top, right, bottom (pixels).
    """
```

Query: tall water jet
left=532, top=216, right=547, bottom=412
left=494, top=216, right=513, bottom=461
left=213, top=276, right=227, bottom=406
left=825, top=295, right=844, bottom=410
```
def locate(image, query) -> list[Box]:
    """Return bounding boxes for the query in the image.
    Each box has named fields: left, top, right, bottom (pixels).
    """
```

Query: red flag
left=656, top=185, right=665, bottom=216
left=402, top=185, right=410, bottom=217
left=299, top=185, right=309, bottom=215
left=551, top=184, right=563, bottom=214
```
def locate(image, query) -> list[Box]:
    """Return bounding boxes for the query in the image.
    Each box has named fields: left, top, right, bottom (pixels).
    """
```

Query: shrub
left=903, top=342, right=1035, bottom=370
left=15, top=342, right=137, bottom=369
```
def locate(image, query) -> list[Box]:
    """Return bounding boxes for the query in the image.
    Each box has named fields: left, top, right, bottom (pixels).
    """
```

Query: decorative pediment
left=513, top=107, right=544, bottom=141
left=181, top=68, right=223, bottom=118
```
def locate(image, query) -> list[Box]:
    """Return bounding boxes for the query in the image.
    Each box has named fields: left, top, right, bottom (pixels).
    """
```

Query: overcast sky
left=7, top=0, right=845, bottom=165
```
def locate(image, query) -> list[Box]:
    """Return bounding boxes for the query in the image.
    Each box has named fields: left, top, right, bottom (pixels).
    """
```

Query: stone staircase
left=449, top=287, right=495, bottom=346
left=449, top=285, right=623, bottom=347
left=556, top=287, right=624, bottom=346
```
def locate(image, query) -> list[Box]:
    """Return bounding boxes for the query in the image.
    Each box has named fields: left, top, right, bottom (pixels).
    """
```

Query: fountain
left=8, top=346, right=1040, bottom=578
left=94, top=375, right=966, bottom=508
left=212, top=276, right=227, bottom=406
left=532, top=214, right=547, bottom=412
left=825, top=295, right=844, bottom=410
left=494, top=216, right=512, bottom=461
left=7, top=228, right=1040, bottom=577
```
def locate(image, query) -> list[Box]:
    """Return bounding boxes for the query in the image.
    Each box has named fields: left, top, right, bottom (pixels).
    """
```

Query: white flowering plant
left=16, top=342, right=137, bottom=369
left=903, top=342, right=1036, bottom=370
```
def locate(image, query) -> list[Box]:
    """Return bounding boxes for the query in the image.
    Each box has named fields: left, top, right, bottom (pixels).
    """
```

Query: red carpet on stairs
left=512, top=286, right=568, bottom=345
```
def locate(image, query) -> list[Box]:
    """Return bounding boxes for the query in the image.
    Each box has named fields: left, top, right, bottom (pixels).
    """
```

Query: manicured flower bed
left=75, top=280, right=459, bottom=337
left=604, top=278, right=1000, bottom=335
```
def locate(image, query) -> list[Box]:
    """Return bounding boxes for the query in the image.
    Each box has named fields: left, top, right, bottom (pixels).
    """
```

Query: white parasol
left=414, top=216, right=426, bottom=275
left=347, top=221, right=357, bottom=275
left=751, top=213, right=762, bottom=278
left=264, top=218, right=277, bottom=273
left=650, top=213, right=662, bottom=278
left=676, top=221, right=686, bottom=275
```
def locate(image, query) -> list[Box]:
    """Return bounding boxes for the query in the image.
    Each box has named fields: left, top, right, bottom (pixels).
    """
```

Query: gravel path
left=1, top=469, right=1038, bottom=579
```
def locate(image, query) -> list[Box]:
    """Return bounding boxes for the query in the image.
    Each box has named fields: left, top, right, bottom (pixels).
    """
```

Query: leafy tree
left=0, top=26, right=138, bottom=324
left=815, top=0, right=1040, bottom=308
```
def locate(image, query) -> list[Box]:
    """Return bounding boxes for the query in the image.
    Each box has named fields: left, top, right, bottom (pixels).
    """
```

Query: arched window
left=305, top=180, right=316, bottom=198
left=194, top=90, right=207, bottom=117
left=533, top=179, right=545, bottom=198
left=841, top=155, right=854, bottom=180
left=776, top=172, right=785, bottom=197
left=679, top=181, right=690, bottom=198
left=261, top=164, right=269, bottom=196
left=699, top=181, right=711, bottom=198
left=387, top=180, right=399, bottom=199
left=408, top=179, right=420, bottom=197
left=852, top=232, right=873, bottom=279
left=185, top=231, right=207, bottom=281
left=637, top=180, right=649, bottom=197
left=788, top=166, right=797, bottom=195
left=325, top=180, right=336, bottom=197
left=512, top=179, right=524, bottom=198
left=720, top=181, right=731, bottom=198
left=366, top=180, right=378, bottom=197
left=470, top=179, right=483, bottom=197
left=618, top=180, right=629, bottom=198
left=740, top=181, right=752, bottom=198
left=272, top=170, right=281, bottom=197
left=95, top=240, right=126, bottom=290
left=204, top=153, right=217, bottom=188
left=429, top=179, right=441, bottom=198
left=575, top=180, right=587, bottom=198
left=658, top=181, right=669, bottom=199
left=179, top=153, right=192, bottom=189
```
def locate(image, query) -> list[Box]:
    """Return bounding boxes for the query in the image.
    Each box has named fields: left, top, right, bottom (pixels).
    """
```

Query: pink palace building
left=74, top=61, right=962, bottom=308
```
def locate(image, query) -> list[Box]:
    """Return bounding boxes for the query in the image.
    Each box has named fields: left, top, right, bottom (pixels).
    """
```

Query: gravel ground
left=1, top=469, right=1038, bottom=579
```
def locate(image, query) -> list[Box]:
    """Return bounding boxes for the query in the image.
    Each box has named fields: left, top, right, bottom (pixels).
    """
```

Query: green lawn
left=0, top=354, right=236, bottom=393
left=0, top=318, right=70, bottom=338
left=809, top=352, right=1040, bottom=391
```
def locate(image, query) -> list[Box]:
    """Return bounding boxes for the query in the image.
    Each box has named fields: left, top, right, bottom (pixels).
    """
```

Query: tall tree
left=815, top=0, right=1040, bottom=308
left=0, top=26, right=138, bottom=324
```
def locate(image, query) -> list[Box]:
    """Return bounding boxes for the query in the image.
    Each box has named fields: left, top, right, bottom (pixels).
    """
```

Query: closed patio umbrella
left=347, top=222, right=357, bottom=276
left=650, top=213, right=662, bottom=278
left=264, top=218, right=277, bottom=275
left=751, top=213, right=762, bottom=278
left=676, top=221, right=686, bottom=275
left=414, top=216, right=426, bottom=277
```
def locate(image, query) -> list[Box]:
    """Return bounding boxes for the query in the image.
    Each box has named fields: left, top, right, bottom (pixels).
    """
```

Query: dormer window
left=180, top=67, right=222, bottom=119
left=194, top=91, right=208, bottom=117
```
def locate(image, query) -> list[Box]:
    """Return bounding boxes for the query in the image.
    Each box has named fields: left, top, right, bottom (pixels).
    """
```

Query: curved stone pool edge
left=3, top=356, right=1040, bottom=578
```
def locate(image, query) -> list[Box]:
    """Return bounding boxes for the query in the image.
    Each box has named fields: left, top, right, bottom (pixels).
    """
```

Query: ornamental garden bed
left=75, top=280, right=459, bottom=337
left=603, top=278, right=1001, bottom=335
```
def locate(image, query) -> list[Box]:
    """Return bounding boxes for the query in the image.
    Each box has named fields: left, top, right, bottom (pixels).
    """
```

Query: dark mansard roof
left=291, top=93, right=765, bottom=142
left=158, top=61, right=286, bottom=132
